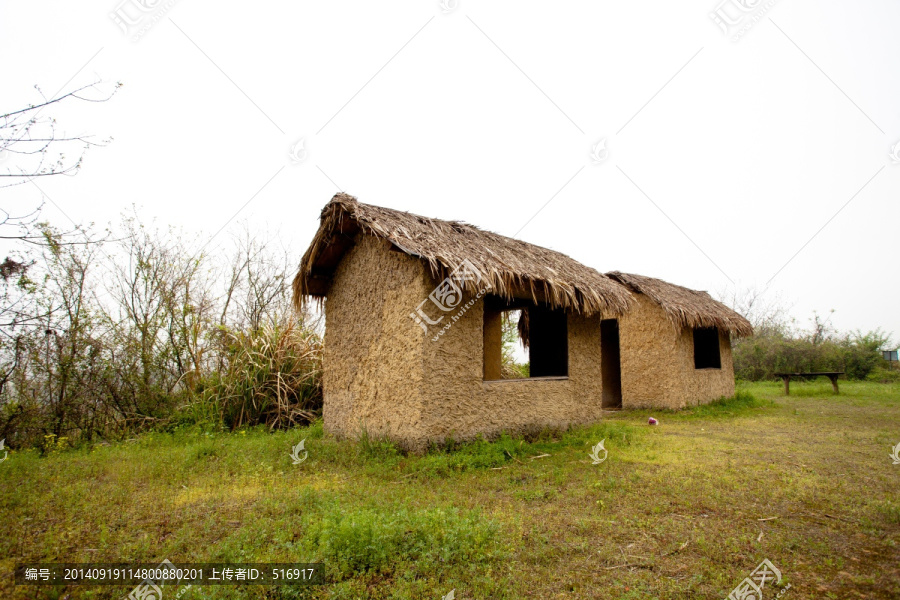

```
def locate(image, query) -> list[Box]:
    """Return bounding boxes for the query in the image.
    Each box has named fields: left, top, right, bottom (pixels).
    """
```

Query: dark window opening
left=529, top=304, right=568, bottom=377
left=483, top=296, right=567, bottom=380
left=693, top=327, right=721, bottom=369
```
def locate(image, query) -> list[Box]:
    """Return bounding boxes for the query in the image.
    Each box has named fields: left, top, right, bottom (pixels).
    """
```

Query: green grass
left=1, top=381, right=899, bottom=599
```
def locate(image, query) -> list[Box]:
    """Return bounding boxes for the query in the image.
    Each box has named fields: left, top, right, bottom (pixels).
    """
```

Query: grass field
left=1, top=380, right=898, bottom=599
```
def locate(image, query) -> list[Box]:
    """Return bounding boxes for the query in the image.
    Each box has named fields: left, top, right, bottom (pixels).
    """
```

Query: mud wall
left=618, top=294, right=735, bottom=409
left=676, top=327, right=736, bottom=405
left=418, top=282, right=606, bottom=451
left=322, top=238, right=735, bottom=450
left=322, top=234, right=428, bottom=445
left=618, top=295, right=683, bottom=409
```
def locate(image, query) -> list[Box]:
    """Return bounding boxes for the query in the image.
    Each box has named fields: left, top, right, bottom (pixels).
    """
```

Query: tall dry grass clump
left=198, top=317, right=323, bottom=430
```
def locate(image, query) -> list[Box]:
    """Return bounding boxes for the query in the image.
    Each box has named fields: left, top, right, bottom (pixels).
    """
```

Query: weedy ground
left=1, top=381, right=898, bottom=599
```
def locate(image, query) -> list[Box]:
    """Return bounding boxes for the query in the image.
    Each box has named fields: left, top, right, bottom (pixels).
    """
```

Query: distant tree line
left=719, top=287, right=896, bottom=382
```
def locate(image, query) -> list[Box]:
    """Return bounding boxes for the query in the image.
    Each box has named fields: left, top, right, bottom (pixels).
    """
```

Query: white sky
left=2, top=0, right=899, bottom=343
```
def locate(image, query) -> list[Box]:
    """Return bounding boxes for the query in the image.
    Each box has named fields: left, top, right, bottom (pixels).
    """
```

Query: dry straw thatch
left=292, top=194, right=752, bottom=337
left=606, top=271, right=753, bottom=338
left=293, top=194, right=634, bottom=317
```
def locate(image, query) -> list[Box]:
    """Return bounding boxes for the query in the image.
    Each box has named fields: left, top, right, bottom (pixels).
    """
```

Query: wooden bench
left=774, top=372, right=844, bottom=395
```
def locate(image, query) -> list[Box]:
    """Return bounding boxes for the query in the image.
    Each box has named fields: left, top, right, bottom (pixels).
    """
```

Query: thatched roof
left=606, top=271, right=753, bottom=338
left=292, top=194, right=752, bottom=337
left=292, top=194, right=634, bottom=317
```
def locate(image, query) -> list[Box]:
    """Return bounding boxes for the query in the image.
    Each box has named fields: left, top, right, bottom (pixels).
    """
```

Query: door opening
left=600, top=319, right=623, bottom=409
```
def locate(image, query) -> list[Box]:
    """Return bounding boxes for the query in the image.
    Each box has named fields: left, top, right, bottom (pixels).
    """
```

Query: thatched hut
left=293, top=193, right=751, bottom=451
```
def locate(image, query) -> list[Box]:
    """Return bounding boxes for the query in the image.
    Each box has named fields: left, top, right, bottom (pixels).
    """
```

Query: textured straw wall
left=418, top=282, right=605, bottom=452
left=618, top=294, right=735, bottom=409
left=618, top=295, right=683, bottom=409
left=323, top=236, right=735, bottom=450
left=677, top=327, right=735, bottom=405
left=322, top=235, right=429, bottom=445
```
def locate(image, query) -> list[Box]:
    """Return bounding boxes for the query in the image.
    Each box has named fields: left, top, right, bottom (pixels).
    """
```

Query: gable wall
left=618, top=294, right=736, bottom=409
left=676, top=327, right=736, bottom=405
left=322, top=234, right=429, bottom=446
left=618, top=295, right=685, bottom=409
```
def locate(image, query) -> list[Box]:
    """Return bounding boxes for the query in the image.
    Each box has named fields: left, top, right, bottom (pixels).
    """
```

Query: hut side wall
left=321, top=240, right=737, bottom=449
left=677, top=328, right=735, bottom=405
left=619, top=294, right=736, bottom=409
left=417, top=283, right=605, bottom=451
left=322, top=235, right=428, bottom=446
left=618, top=295, right=684, bottom=409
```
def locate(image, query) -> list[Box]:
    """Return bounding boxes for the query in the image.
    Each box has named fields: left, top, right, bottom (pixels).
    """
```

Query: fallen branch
left=822, top=512, right=859, bottom=524
left=529, top=453, right=551, bottom=460
left=661, top=540, right=690, bottom=557
left=504, top=449, right=524, bottom=464
left=603, top=563, right=654, bottom=571
left=797, top=511, right=857, bottom=524
left=604, top=540, right=689, bottom=571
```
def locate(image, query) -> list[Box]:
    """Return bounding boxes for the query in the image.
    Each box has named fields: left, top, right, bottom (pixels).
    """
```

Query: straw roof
left=292, top=194, right=752, bottom=337
left=606, top=271, right=753, bottom=338
left=293, top=194, right=634, bottom=317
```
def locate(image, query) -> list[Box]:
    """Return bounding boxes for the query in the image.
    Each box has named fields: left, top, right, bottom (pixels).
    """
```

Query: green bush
left=300, top=506, right=501, bottom=579
left=866, top=367, right=900, bottom=383
left=419, top=433, right=526, bottom=475
left=733, top=328, right=892, bottom=381
left=356, top=426, right=401, bottom=458
left=681, top=390, right=772, bottom=418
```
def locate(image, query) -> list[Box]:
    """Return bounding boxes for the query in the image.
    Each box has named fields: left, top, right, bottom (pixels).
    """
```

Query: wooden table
left=774, top=372, right=844, bottom=395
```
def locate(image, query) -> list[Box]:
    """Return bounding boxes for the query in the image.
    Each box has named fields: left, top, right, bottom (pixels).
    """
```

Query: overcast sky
left=3, top=0, right=899, bottom=343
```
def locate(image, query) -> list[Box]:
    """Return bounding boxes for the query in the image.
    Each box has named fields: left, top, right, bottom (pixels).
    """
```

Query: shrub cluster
left=731, top=311, right=893, bottom=381
left=300, top=506, right=500, bottom=579
left=0, top=218, right=323, bottom=449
